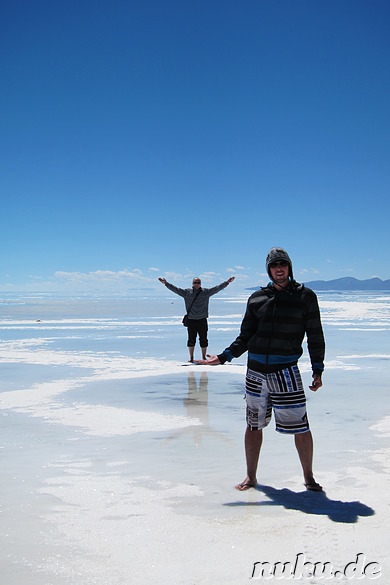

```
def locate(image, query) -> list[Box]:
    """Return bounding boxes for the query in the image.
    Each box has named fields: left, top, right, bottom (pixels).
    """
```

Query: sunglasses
left=193, top=281, right=201, bottom=284
left=269, top=261, right=289, bottom=269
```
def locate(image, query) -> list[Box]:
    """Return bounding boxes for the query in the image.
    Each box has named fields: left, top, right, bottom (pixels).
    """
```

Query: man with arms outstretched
left=159, top=275, right=235, bottom=362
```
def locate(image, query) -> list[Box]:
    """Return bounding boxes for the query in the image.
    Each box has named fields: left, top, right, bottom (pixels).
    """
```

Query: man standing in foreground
left=158, top=275, right=235, bottom=362
left=199, top=248, right=325, bottom=492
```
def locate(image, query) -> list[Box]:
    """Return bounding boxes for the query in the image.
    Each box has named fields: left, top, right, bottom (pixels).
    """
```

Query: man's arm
left=158, top=278, right=187, bottom=298
left=304, top=290, right=325, bottom=390
left=205, top=276, right=235, bottom=297
left=198, top=297, right=257, bottom=365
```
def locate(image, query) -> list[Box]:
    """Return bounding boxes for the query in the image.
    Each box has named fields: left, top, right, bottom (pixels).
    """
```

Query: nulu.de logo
left=251, top=553, right=381, bottom=580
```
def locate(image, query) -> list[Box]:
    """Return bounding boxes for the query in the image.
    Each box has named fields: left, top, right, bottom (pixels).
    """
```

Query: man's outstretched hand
left=195, top=355, right=221, bottom=365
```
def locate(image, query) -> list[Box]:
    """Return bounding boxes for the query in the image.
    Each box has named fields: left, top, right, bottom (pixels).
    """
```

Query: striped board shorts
left=245, top=365, right=309, bottom=434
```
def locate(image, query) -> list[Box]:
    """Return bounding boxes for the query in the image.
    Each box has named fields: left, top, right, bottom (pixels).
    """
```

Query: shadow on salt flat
left=223, top=483, right=375, bottom=524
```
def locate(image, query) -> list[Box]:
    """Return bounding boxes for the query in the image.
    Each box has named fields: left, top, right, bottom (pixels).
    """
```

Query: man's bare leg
left=236, top=427, right=263, bottom=490
left=188, top=346, right=194, bottom=362
left=201, top=346, right=207, bottom=360
left=294, top=430, right=322, bottom=491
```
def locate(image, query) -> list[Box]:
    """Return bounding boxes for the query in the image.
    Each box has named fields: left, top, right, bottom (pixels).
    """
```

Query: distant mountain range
left=304, top=277, right=390, bottom=291
left=248, top=277, right=390, bottom=291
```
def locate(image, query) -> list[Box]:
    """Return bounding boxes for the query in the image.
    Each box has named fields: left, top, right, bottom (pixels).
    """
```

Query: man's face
left=192, top=279, right=201, bottom=288
left=269, top=261, right=289, bottom=288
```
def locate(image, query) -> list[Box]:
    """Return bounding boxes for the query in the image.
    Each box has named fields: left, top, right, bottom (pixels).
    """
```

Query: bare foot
left=235, top=478, right=257, bottom=491
left=304, top=478, right=323, bottom=492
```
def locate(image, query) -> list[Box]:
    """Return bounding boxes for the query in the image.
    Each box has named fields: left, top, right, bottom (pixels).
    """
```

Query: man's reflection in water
left=163, top=371, right=230, bottom=447
left=184, top=371, right=209, bottom=426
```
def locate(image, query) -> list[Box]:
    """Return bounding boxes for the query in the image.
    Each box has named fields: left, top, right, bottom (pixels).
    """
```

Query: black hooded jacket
left=218, top=281, right=325, bottom=375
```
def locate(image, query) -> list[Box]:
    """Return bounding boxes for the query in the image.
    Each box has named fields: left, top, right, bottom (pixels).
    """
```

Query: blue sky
left=2, top=0, right=389, bottom=293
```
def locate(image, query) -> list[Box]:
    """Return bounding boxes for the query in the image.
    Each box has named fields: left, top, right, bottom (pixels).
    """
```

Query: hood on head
left=266, top=247, right=293, bottom=279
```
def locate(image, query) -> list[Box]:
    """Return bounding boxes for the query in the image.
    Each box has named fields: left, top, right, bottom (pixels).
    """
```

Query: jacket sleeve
left=164, top=282, right=188, bottom=299
left=204, top=281, right=229, bottom=297
left=218, top=299, right=257, bottom=363
left=304, top=291, right=325, bottom=375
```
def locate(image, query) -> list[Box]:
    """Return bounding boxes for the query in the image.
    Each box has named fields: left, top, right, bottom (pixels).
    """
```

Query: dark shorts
left=187, top=318, right=208, bottom=348
left=245, top=365, right=309, bottom=434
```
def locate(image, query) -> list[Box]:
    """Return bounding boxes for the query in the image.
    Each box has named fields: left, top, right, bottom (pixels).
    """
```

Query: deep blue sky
left=2, top=0, right=389, bottom=292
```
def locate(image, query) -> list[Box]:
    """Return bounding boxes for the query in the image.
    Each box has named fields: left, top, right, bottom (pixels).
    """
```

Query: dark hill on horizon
left=303, top=277, right=390, bottom=291
left=248, top=277, right=390, bottom=292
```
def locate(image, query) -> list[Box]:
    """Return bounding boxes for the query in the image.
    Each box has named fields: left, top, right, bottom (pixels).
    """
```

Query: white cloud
left=227, top=266, right=249, bottom=275
left=200, top=271, right=222, bottom=284
left=163, top=271, right=192, bottom=283
left=52, top=269, right=156, bottom=290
